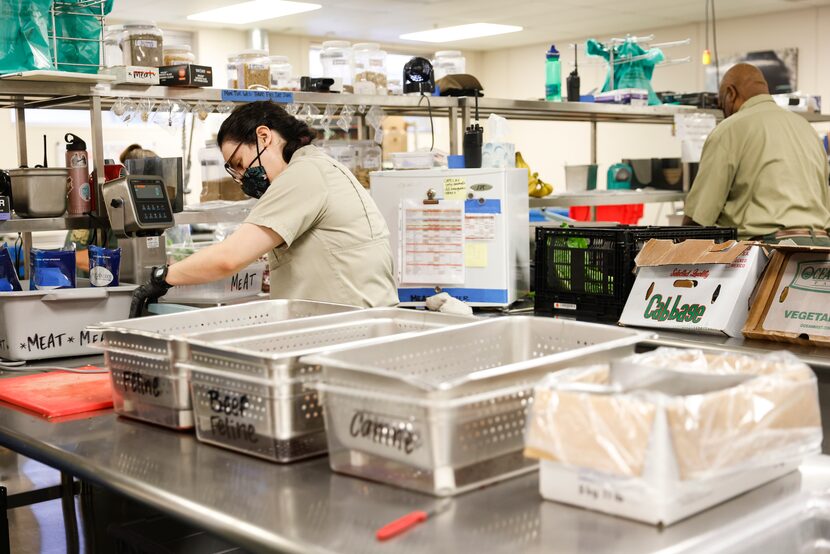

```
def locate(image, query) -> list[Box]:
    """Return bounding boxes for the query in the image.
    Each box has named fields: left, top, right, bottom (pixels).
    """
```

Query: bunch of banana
left=516, top=151, right=553, bottom=198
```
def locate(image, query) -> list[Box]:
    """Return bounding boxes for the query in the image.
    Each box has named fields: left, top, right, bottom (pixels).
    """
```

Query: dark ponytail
left=217, top=101, right=316, bottom=163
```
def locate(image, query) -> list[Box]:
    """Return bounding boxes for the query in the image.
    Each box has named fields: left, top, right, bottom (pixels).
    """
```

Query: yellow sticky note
left=444, top=177, right=467, bottom=200
left=465, top=242, right=488, bottom=268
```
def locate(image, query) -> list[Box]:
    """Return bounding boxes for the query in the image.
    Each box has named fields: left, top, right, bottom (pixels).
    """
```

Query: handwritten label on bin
left=220, top=90, right=294, bottom=104
left=349, top=410, right=420, bottom=455
left=207, top=389, right=258, bottom=444
left=13, top=330, right=103, bottom=355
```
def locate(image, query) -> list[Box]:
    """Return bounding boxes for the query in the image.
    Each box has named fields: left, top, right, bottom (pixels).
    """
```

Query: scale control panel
left=130, top=179, right=173, bottom=225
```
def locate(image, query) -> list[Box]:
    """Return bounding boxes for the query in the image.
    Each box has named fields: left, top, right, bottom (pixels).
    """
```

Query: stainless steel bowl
left=9, top=168, right=69, bottom=218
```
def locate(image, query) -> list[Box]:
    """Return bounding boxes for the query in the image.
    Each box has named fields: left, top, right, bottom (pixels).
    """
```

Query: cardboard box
left=105, top=66, right=159, bottom=85
left=619, top=240, right=768, bottom=337
left=525, top=349, right=822, bottom=525
left=744, top=245, right=830, bottom=346
left=159, top=64, right=213, bottom=87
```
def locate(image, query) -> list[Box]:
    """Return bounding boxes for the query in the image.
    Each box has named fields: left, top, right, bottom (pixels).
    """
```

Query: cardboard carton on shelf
left=158, top=64, right=213, bottom=87
left=619, top=239, right=768, bottom=337
left=744, top=244, right=830, bottom=347
left=104, top=66, right=159, bottom=85
left=524, top=348, right=822, bottom=526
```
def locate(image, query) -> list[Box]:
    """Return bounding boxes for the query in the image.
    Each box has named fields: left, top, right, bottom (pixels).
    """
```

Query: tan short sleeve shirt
left=685, top=94, right=830, bottom=239
left=245, top=145, right=398, bottom=307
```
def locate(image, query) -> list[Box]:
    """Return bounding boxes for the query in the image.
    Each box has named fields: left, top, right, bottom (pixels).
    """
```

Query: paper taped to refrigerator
left=400, top=199, right=465, bottom=284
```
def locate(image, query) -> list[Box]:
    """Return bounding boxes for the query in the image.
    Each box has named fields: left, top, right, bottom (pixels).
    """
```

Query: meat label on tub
left=8, top=329, right=104, bottom=354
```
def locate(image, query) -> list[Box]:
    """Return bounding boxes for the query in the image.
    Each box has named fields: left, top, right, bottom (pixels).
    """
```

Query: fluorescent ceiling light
left=187, top=0, right=321, bottom=25
left=400, top=23, right=522, bottom=43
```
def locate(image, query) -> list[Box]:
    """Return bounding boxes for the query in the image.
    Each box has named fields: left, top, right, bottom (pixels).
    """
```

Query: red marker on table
left=375, top=500, right=452, bottom=541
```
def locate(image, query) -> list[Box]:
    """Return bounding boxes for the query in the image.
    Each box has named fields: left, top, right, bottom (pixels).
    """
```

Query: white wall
left=477, top=6, right=830, bottom=222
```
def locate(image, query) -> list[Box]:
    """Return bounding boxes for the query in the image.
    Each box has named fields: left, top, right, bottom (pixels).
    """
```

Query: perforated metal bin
left=96, top=300, right=360, bottom=429
left=303, top=316, right=650, bottom=496
left=180, top=309, right=474, bottom=462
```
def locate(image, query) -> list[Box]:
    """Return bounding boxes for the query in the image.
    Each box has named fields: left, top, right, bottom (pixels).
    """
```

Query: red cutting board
left=0, top=370, right=113, bottom=418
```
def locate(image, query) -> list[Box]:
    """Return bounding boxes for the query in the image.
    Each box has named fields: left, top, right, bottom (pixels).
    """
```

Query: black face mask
left=240, top=142, right=271, bottom=199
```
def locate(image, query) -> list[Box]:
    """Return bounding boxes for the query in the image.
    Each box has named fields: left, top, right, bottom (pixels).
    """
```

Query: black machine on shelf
left=403, top=57, right=435, bottom=95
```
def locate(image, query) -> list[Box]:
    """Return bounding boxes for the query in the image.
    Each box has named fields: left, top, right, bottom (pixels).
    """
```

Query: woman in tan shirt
left=130, top=101, right=397, bottom=316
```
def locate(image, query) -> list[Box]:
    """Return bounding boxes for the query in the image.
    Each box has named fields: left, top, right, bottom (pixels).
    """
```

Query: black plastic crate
left=534, top=225, right=737, bottom=322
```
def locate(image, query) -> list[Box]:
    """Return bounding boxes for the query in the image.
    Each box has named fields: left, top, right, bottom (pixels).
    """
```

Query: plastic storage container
left=391, top=151, right=434, bottom=170
left=268, top=55, right=293, bottom=90
left=119, top=22, right=163, bottom=67
left=320, top=41, right=353, bottom=91
left=352, top=43, right=387, bottom=95
left=163, top=45, right=195, bottom=66
left=97, top=300, right=360, bottom=430
left=0, top=280, right=137, bottom=361
left=305, top=316, right=648, bottom=496
left=103, top=25, right=123, bottom=68
left=235, top=50, right=270, bottom=90
left=162, top=261, right=267, bottom=304
left=226, top=54, right=240, bottom=89
left=433, top=50, right=465, bottom=80
left=356, top=141, right=382, bottom=187
left=533, top=225, right=738, bottom=322
left=182, top=309, right=473, bottom=462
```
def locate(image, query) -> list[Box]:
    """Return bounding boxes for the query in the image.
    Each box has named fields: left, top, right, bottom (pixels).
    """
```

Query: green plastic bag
left=0, top=0, right=54, bottom=74
left=587, top=38, right=665, bottom=106
left=49, top=0, right=114, bottom=74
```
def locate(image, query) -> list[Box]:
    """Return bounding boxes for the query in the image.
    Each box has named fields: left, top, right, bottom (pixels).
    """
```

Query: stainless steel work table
left=641, top=331, right=830, bottom=372
left=0, top=392, right=830, bottom=554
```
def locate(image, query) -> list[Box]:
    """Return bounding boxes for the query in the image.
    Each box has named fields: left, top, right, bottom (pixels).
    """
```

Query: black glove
left=129, top=265, right=173, bottom=318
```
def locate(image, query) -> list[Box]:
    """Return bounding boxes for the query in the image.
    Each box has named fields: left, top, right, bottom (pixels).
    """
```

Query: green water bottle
left=545, top=44, right=562, bottom=102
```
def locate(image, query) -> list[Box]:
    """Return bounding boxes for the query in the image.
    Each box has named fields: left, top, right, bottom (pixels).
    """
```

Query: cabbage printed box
left=619, top=240, right=768, bottom=337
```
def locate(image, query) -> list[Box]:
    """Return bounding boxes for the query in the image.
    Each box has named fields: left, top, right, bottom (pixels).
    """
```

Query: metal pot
left=8, top=168, right=69, bottom=218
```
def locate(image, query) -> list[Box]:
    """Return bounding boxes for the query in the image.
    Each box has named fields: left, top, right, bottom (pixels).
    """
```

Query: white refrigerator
left=370, top=168, right=529, bottom=307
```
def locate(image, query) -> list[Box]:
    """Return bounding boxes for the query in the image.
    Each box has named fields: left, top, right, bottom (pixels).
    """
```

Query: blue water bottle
left=545, top=44, right=562, bottom=102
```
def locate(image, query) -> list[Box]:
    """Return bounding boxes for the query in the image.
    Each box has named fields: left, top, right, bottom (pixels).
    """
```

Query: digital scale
left=102, top=175, right=174, bottom=238
left=102, top=175, right=175, bottom=283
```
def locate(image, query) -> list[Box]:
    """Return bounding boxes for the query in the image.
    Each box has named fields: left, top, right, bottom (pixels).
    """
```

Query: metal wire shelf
left=49, top=0, right=108, bottom=71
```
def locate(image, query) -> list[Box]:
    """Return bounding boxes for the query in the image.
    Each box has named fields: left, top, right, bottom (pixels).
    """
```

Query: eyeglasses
left=224, top=142, right=245, bottom=184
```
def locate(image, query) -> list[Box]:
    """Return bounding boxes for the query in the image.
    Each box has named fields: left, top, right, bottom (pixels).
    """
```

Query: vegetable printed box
left=619, top=240, right=768, bottom=337
left=744, top=245, right=830, bottom=347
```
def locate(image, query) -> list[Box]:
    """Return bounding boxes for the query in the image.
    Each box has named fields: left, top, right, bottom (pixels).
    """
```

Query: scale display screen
left=132, top=182, right=165, bottom=200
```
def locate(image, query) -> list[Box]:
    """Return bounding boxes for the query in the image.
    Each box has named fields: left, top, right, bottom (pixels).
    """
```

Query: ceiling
left=111, top=0, right=830, bottom=50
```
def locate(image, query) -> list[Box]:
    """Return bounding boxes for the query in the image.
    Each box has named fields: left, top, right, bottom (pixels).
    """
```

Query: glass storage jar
left=320, top=41, right=353, bottom=92
left=103, top=25, right=123, bottom=68
left=236, top=49, right=270, bottom=90
left=163, top=45, right=195, bottom=66
left=119, top=22, right=164, bottom=67
left=226, top=55, right=240, bottom=89
left=352, top=43, right=387, bottom=95
left=433, top=50, right=466, bottom=80
left=356, top=141, right=382, bottom=187
left=269, top=56, right=293, bottom=90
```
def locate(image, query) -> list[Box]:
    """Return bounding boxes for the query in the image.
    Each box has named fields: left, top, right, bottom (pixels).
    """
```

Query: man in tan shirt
left=684, top=63, right=830, bottom=244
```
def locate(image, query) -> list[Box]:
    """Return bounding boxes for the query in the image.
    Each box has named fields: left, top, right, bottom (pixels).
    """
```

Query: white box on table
left=525, top=348, right=822, bottom=526
left=619, top=240, right=768, bottom=337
